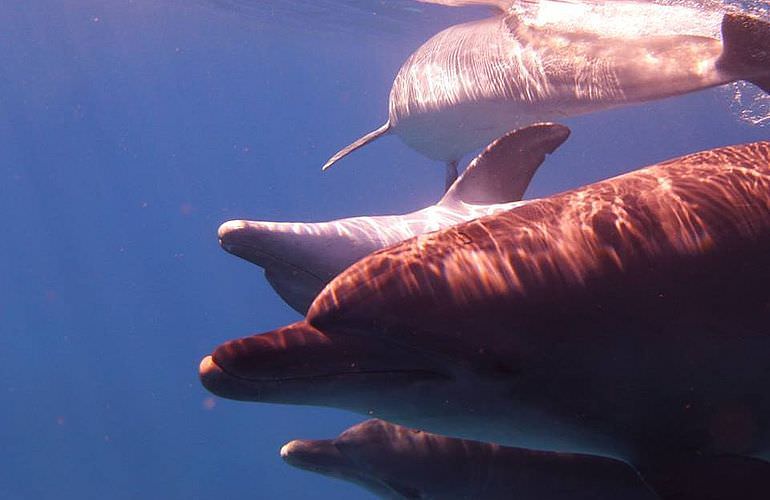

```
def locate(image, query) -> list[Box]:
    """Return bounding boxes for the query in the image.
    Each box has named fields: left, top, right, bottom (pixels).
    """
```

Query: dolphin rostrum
left=202, top=139, right=770, bottom=498
left=281, top=419, right=657, bottom=499
left=323, top=8, right=770, bottom=189
left=218, top=123, right=569, bottom=314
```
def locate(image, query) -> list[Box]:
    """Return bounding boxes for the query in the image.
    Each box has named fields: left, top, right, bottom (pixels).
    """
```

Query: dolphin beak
left=199, top=321, right=451, bottom=403
left=281, top=438, right=350, bottom=472
left=217, top=220, right=272, bottom=266
left=198, top=355, right=247, bottom=401
left=280, top=429, right=423, bottom=499
left=199, top=321, right=334, bottom=400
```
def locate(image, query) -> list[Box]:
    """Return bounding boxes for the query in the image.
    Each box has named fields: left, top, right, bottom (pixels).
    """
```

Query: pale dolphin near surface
left=202, top=140, right=770, bottom=498
left=218, top=123, right=569, bottom=314
left=281, top=419, right=657, bottom=499
left=323, top=9, right=770, bottom=189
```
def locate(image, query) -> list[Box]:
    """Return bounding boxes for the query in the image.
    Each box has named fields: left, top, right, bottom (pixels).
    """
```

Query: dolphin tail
left=718, top=13, right=770, bottom=94
left=322, top=122, right=391, bottom=171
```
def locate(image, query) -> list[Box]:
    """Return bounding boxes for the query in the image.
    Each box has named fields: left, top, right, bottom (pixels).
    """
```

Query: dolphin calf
left=202, top=139, right=770, bottom=498
left=218, top=123, right=569, bottom=314
left=323, top=8, right=770, bottom=189
left=281, top=419, right=657, bottom=499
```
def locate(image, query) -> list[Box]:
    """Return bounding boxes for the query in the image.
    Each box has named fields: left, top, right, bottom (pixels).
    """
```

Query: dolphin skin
left=323, top=8, right=770, bottom=188
left=202, top=140, right=770, bottom=498
left=281, top=419, right=657, bottom=499
left=218, top=123, right=569, bottom=314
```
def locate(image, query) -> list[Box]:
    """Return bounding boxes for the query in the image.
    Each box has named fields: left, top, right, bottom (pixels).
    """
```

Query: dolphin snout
left=217, top=220, right=264, bottom=254
left=198, top=355, right=247, bottom=401
left=209, top=322, right=332, bottom=381
left=198, top=322, right=334, bottom=401
left=280, top=438, right=348, bottom=471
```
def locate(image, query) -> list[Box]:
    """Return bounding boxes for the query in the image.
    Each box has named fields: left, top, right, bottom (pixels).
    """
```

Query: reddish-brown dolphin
left=202, top=140, right=770, bottom=498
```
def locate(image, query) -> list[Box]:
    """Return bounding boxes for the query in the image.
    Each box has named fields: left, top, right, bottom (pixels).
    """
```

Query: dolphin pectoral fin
left=639, top=454, right=770, bottom=500
left=717, top=13, right=770, bottom=94
left=322, top=122, right=391, bottom=171
left=439, top=123, right=570, bottom=207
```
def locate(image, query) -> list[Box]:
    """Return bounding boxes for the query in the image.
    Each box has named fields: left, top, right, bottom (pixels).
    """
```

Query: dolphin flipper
left=322, top=122, right=391, bottom=171
left=439, top=123, right=570, bottom=207
left=717, top=13, right=770, bottom=93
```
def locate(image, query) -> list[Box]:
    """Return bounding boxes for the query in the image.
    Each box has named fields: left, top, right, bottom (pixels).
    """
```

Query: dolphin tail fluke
left=718, top=13, right=770, bottom=94
left=322, top=122, right=391, bottom=171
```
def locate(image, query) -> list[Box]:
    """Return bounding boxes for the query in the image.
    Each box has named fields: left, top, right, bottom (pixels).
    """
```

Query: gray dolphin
left=323, top=9, right=770, bottom=189
left=202, top=140, right=770, bottom=498
left=218, top=123, right=568, bottom=314
left=281, top=419, right=657, bottom=499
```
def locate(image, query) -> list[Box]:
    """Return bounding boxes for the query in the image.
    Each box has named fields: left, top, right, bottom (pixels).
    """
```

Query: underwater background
left=1, top=0, right=768, bottom=498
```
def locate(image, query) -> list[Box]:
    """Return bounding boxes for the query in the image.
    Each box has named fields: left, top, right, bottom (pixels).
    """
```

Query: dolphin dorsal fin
left=439, top=123, right=570, bottom=207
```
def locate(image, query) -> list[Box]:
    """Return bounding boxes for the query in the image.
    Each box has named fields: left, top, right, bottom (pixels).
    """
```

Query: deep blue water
left=1, top=1, right=768, bottom=498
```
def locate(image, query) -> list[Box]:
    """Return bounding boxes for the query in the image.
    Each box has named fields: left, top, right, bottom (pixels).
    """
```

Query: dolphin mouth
left=281, top=436, right=423, bottom=499
left=220, top=240, right=325, bottom=284
left=199, top=353, right=450, bottom=402
left=199, top=322, right=453, bottom=402
left=201, top=354, right=448, bottom=385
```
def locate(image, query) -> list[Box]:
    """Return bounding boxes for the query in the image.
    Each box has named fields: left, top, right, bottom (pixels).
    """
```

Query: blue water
left=1, top=1, right=767, bottom=498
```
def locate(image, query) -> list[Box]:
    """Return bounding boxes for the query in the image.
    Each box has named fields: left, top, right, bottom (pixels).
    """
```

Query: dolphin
left=202, top=139, right=770, bottom=498
left=281, top=419, right=657, bottom=499
left=322, top=8, right=770, bottom=189
left=218, top=123, right=569, bottom=314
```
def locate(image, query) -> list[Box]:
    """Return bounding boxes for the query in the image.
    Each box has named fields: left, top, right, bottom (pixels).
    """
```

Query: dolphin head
left=280, top=419, right=452, bottom=499
left=198, top=314, right=540, bottom=449
left=218, top=123, right=570, bottom=315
